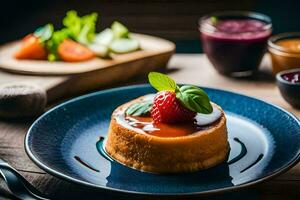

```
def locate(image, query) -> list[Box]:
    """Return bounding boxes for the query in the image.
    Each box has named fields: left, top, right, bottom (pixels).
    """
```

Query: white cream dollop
left=195, top=105, right=222, bottom=126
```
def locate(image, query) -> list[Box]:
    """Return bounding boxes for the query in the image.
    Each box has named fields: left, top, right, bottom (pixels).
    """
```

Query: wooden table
left=0, top=54, right=299, bottom=200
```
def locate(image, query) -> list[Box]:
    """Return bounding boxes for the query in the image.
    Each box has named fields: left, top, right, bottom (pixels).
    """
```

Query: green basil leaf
left=125, top=100, right=152, bottom=116
left=177, top=85, right=213, bottom=114
left=148, top=72, right=177, bottom=92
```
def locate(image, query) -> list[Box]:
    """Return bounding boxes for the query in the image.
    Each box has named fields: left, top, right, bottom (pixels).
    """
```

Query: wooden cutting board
left=0, top=33, right=175, bottom=103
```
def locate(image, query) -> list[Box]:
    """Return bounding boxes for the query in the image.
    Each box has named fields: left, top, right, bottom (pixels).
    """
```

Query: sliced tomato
left=14, top=34, right=47, bottom=60
left=57, top=39, right=95, bottom=62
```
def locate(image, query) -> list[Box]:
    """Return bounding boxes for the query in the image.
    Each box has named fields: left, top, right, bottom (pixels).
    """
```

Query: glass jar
left=268, top=32, right=300, bottom=74
left=200, top=11, right=272, bottom=77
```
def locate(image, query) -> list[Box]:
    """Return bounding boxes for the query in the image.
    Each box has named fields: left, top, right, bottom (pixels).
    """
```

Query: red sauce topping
left=125, top=116, right=207, bottom=137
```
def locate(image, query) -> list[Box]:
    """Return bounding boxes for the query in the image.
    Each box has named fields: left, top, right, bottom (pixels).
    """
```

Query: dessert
left=105, top=72, right=229, bottom=173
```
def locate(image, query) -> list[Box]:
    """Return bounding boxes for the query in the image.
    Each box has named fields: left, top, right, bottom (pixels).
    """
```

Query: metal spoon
left=0, top=158, right=50, bottom=200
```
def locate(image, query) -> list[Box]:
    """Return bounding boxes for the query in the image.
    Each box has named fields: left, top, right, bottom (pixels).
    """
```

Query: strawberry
left=151, top=91, right=196, bottom=123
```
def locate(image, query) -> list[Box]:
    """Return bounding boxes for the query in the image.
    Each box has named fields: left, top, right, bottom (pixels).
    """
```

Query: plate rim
left=25, top=84, right=300, bottom=196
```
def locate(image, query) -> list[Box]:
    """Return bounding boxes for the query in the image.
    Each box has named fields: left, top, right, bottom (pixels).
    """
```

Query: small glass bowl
left=268, top=32, right=300, bottom=74
left=276, top=68, right=300, bottom=108
left=199, top=11, right=272, bottom=77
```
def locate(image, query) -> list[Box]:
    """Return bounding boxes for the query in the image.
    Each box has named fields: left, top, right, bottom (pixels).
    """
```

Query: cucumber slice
left=34, top=24, right=54, bottom=42
left=88, top=44, right=110, bottom=58
left=94, top=28, right=114, bottom=46
left=111, top=21, right=129, bottom=39
left=110, top=38, right=140, bottom=54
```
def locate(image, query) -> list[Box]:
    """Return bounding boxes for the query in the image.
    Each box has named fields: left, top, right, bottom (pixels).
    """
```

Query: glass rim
left=199, top=10, right=272, bottom=34
left=268, top=32, right=300, bottom=54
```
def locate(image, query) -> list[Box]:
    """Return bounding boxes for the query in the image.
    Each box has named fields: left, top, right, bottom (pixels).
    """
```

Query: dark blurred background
left=1, top=0, right=300, bottom=53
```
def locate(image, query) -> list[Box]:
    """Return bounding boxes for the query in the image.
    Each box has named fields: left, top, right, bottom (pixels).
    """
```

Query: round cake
left=105, top=96, right=229, bottom=173
left=104, top=72, right=229, bottom=173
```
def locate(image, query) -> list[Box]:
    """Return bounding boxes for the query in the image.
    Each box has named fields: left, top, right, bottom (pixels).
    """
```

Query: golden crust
left=105, top=96, right=229, bottom=173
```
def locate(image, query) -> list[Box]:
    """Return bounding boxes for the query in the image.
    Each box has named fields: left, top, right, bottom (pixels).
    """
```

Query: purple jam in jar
left=200, top=12, right=272, bottom=77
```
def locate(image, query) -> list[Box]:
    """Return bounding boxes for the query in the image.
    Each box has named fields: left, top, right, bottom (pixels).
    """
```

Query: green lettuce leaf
left=63, top=10, right=98, bottom=45
left=45, top=28, right=71, bottom=61
left=44, top=10, right=98, bottom=61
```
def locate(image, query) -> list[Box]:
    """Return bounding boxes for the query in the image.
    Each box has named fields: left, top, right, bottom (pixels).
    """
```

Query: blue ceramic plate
left=25, top=85, right=300, bottom=196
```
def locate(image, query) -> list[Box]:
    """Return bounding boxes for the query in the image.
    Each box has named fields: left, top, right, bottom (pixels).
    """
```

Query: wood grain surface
left=0, top=54, right=299, bottom=200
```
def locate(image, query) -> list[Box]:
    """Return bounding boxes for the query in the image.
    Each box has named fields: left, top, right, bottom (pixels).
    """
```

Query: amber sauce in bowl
left=268, top=33, right=300, bottom=74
